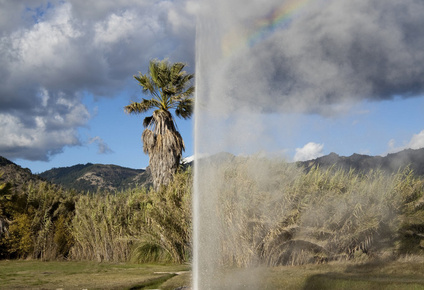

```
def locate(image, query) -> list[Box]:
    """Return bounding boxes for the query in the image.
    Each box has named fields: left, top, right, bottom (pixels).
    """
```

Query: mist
left=193, top=0, right=424, bottom=289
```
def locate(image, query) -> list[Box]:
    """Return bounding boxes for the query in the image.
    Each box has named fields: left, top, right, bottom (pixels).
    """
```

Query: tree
left=125, top=59, right=194, bottom=190
left=0, top=175, right=12, bottom=239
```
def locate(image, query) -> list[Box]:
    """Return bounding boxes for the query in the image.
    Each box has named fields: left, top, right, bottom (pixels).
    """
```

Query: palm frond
left=124, top=99, right=158, bottom=114
left=143, top=116, right=154, bottom=128
left=127, top=58, right=194, bottom=189
left=175, top=98, right=194, bottom=119
left=148, top=59, right=160, bottom=88
left=134, top=74, right=158, bottom=97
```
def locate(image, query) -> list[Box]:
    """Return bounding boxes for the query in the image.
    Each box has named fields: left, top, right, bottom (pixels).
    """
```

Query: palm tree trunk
left=143, top=110, right=184, bottom=190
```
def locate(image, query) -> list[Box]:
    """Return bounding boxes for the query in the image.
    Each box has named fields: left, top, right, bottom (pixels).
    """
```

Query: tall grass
left=70, top=190, right=144, bottom=262
left=131, top=168, right=192, bottom=263
left=2, top=159, right=423, bottom=266
left=212, top=157, right=424, bottom=266
left=69, top=168, right=192, bottom=263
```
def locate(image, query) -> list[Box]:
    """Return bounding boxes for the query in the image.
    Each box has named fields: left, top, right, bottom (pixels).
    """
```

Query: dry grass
left=199, top=156, right=424, bottom=267
left=1, top=258, right=424, bottom=289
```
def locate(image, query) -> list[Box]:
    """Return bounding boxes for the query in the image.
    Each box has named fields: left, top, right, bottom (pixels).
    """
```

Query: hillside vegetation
left=36, top=148, right=424, bottom=193
left=39, top=163, right=152, bottom=192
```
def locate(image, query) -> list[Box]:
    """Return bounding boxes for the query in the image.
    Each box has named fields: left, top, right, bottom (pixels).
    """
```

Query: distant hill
left=2, top=147, right=424, bottom=194
left=0, top=156, right=45, bottom=191
left=38, top=163, right=152, bottom=193
left=298, top=148, right=424, bottom=176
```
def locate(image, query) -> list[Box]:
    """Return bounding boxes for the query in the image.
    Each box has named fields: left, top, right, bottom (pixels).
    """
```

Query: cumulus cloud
left=408, top=131, right=424, bottom=150
left=0, top=0, right=195, bottom=161
left=198, top=0, right=424, bottom=116
left=0, top=94, right=89, bottom=161
left=388, top=130, right=424, bottom=154
left=293, top=142, right=324, bottom=162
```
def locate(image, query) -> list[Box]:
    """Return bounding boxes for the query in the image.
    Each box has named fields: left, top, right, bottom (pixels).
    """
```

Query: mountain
left=2, top=147, right=424, bottom=194
left=39, top=163, right=152, bottom=193
left=0, top=156, right=45, bottom=190
left=298, top=148, right=424, bottom=176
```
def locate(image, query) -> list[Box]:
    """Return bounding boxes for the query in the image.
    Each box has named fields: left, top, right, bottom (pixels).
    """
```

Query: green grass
left=0, top=260, right=189, bottom=289
left=1, top=258, right=424, bottom=289
left=194, top=258, right=424, bottom=289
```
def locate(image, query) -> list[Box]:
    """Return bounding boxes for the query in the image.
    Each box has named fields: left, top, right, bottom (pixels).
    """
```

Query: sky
left=1, top=0, right=424, bottom=174
left=195, top=0, right=424, bottom=164
left=0, top=0, right=196, bottom=173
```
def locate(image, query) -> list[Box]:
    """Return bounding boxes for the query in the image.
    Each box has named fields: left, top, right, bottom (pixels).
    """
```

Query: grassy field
left=216, top=258, right=424, bottom=289
left=0, top=260, right=190, bottom=289
left=2, top=258, right=424, bottom=289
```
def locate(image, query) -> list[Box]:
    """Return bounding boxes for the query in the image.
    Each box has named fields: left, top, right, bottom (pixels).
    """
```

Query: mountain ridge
left=2, top=147, right=424, bottom=193
left=38, top=163, right=152, bottom=193
left=0, top=156, right=45, bottom=190
left=298, top=148, right=424, bottom=176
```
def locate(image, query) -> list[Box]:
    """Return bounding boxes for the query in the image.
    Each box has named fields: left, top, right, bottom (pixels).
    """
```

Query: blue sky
left=1, top=0, right=424, bottom=173
left=17, top=93, right=195, bottom=173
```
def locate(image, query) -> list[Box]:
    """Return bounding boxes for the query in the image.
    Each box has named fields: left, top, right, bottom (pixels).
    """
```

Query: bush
left=0, top=180, right=76, bottom=260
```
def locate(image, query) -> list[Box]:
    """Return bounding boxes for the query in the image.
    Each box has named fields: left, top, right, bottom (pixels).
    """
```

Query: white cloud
left=94, top=10, right=138, bottom=45
left=5, top=3, right=81, bottom=72
left=388, top=130, right=424, bottom=154
left=0, top=113, right=81, bottom=161
left=294, top=142, right=324, bottom=162
left=0, top=0, right=195, bottom=161
left=408, top=130, right=424, bottom=150
left=88, top=136, right=114, bottom=154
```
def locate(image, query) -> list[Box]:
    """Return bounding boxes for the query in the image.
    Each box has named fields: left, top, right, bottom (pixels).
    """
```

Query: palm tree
left=125, top=59, right=194, bottom=190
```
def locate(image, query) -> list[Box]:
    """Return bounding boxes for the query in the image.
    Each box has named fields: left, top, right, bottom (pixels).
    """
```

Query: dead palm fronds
left=125, top=59, right=194, bottom=190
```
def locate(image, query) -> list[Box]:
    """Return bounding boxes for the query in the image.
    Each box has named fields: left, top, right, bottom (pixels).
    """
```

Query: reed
left=69, top=169, right=192, bottom=263
left=2, top=159, right=423, bottom=266
left=213, top=157, right=424, bottom=266
left=70, top=190, right=145, bottom=262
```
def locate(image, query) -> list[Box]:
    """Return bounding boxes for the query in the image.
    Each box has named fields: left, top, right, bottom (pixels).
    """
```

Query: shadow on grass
left=303, top=260, right=424, bottom=290
left=128, top=273, right=176, bottom=290
left=303, top=273, right=424, bottom=290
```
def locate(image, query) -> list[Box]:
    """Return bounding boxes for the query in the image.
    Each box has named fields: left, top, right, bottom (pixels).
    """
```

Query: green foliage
left=130, top=243, right=172, bottom=263
left=70, top=191, right=143, bottom=262
left=137, top=168, right=192, bottom=263
left=6, top=213, right=33, bottom=258
left=0, top=179, right=76, bottom=260
left=127, top=59, right=194, bottom=116
left=0, top=174, right=12, bottom=240
left=54, top=215, right=73, bottom=258
left=69, top=169, right=192, bottom=264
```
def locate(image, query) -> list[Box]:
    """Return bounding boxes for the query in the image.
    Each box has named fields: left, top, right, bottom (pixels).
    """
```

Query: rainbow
left=221, top=0, right=310, bottom=57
